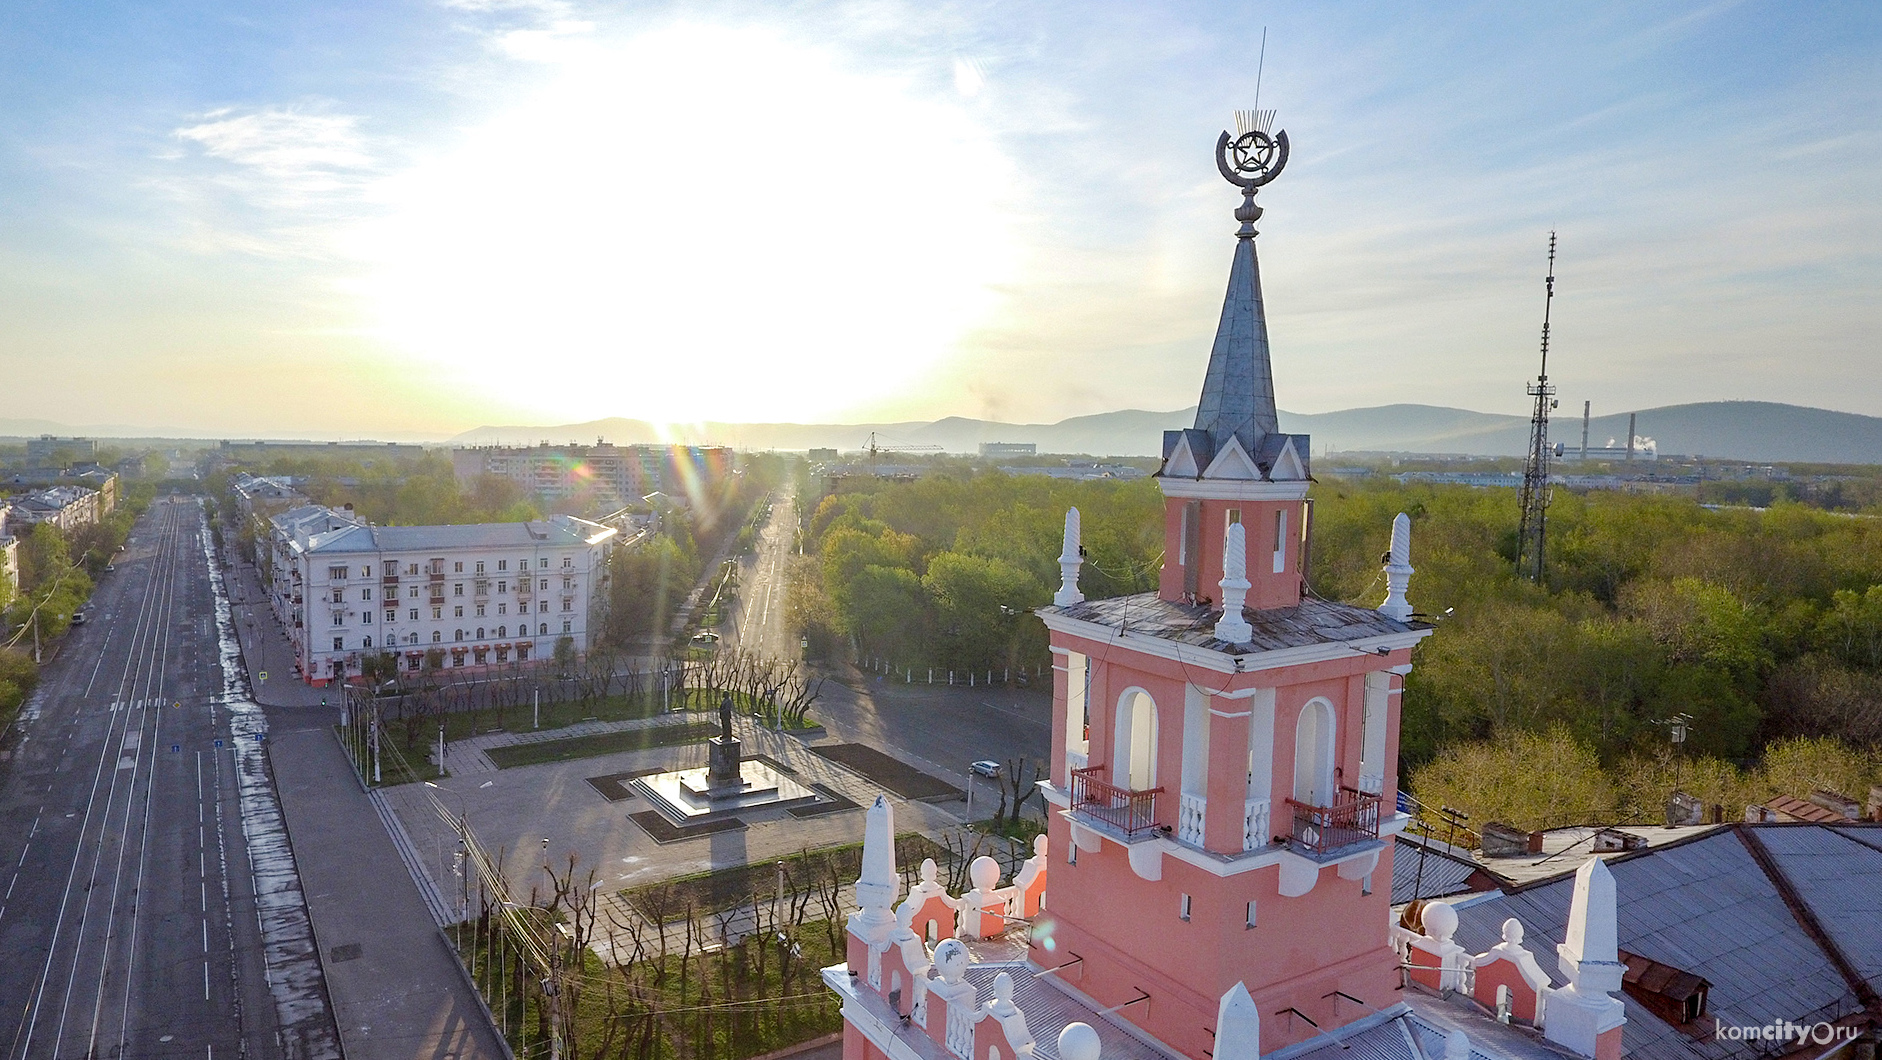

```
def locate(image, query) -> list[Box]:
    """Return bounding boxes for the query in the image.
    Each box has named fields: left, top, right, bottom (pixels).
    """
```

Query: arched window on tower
left=1293, top=698, right=1336, bottom=807
left=1114, top=689, right=1159, bottom=792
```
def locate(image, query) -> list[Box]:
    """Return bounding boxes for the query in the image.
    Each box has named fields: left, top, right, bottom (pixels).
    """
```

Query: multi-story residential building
left=0, top=508, right=17, bottom=598
left=2, top=484, right=105, bottom=532
left=231, top=472, right=309, bottom=517
left=270, top=508, right=616, bottom=685
left=452, top=442, right=735, bottom=512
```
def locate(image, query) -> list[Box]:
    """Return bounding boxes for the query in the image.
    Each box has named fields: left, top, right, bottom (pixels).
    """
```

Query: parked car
left=971, top=760, right=1002, bottom=778
left=71, top=612, right=86, bottom=626
left=691, top=630, right=721, bottom=644
left=105, top=564, right=116, bottom=572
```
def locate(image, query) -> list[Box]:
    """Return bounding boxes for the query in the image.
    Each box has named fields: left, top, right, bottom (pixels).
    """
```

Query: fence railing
left=1286, top=789, right=1382, bottom=855
left=1070, top=766, right=1162, bottom=837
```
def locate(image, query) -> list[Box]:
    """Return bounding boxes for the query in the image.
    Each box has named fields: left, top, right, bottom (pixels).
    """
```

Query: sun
left=357, top=23, right=1020, bottom=425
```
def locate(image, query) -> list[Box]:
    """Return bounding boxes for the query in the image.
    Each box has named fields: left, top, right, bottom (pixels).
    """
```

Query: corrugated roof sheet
left=1448, top=826, right=1879, bottom=1060
left=1043, top=591, right=1425, bottom=652
left=1746, top=826, right=1882, bottom=992
left=1393, top=835, right=1488, bottom=905
left=960, top=961, right=1182, bottom=1060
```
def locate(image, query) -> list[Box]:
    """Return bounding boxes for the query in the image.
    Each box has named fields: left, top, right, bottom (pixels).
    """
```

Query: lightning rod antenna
left=1253, top=27, right=1268, bottom=115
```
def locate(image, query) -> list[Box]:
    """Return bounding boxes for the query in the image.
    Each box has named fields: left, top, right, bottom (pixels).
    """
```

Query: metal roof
left=1447, top=825, right=1882, bottom=1060
left=1043, top=591, right=1425, bottom=653
left=1746, top=826, right=1882, bottom=993
left=302, top=514, right=614, bottom=553
left=1393, top=835, right=1490, bottom=905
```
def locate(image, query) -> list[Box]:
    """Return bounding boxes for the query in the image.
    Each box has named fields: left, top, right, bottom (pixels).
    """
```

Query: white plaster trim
left=1127, top=842, right=1164, bottom=881
left=1208, top=708, right=1253, bottom=719
left=1211, top=687, right=1267, bottom=700
left=1202, top=436, right=1262, bottom=481
left=1336, top=848, right=1382, bottom=881
left=1165, top=435, right=1202, bottom=478
left=1158, top=477, right=1309, bottom=502
left=1385, top=687, right=1404, bottom=696
left=1388, top=663, right=1414, bottom=675
left=1278, top=854, right=1320, bottom=897
left=827, top=967, right=928, bottom=1060
left=1271, top=438, right=1307, bottom=481
left=1039, top=611, right=1432, bottom=675
left=1050, top=646, right=1073, bottom=657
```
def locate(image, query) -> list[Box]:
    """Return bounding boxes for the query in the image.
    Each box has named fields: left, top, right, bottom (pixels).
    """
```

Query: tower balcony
left=1285, top=788, right=1382, bottom=858
left=1069, top=766, right=1162, bottom=838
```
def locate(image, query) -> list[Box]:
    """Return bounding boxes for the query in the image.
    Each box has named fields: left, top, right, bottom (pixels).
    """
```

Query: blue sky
left=1, top=1, right=1876, bottom=438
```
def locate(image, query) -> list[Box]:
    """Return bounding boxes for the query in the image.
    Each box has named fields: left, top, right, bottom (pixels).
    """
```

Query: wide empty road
left=0, top=498, right=334, bottom=1060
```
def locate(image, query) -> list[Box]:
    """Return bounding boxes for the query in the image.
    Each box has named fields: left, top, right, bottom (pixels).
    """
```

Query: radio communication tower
left=1516, top=233, right=1559, bottom=584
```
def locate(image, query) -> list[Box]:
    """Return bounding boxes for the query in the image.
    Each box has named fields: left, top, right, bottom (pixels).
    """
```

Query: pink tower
left=1030, top=109, right=1431, bottom=1059
left=826, top=113, right=1438, bottom=1060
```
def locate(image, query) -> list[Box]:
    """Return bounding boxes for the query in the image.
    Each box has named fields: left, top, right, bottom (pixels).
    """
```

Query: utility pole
left=1516, top=233, right=1559, bottom=584
left=371, top=700, right=382, bottom=784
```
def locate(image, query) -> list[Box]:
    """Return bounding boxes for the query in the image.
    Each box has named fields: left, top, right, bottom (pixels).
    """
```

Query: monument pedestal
left=708, top=735, right=743, bottom=787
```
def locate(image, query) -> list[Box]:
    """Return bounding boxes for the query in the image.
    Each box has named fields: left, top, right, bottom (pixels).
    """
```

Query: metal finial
left=1216, top=111, right=1288, bottom=237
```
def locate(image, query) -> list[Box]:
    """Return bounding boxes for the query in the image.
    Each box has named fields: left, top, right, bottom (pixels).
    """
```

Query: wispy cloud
left=173, top=106, right=376, bottom=209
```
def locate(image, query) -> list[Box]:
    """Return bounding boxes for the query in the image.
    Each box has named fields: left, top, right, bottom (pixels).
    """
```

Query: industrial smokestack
left=1581, top=401, right=1590, bottom=461
left=1626, top=413, right=1637, bottom=462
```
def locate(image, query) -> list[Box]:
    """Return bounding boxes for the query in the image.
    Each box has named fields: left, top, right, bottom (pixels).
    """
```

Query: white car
left=971, top=760, right=1002, bottom=779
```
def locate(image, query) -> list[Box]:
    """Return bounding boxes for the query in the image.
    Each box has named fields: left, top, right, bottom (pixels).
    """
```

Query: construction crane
left=862, top=432, right=941, bottom=472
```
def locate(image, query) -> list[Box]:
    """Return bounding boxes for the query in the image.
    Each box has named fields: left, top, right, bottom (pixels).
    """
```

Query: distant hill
left=8, top=400, right=1879, bottom=465
left=448, top=401, right=1882, bottom=464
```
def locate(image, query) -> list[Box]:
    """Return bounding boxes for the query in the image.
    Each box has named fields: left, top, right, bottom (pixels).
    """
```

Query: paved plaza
left=378, top=712, right=972, bottom=925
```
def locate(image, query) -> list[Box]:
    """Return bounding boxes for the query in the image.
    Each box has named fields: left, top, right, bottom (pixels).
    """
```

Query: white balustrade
left=1358, top=772, right=1385, bottom=795
left=1242, top=798, right=1272, bottom=851
left=1178, top=793, right=1208, bottom=846
left=945, top=1003, right=976, bottom=1057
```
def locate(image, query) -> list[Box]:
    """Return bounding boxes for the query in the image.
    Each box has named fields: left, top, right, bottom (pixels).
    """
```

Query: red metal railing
left=1070, top=766, right=1163, bottom=837
left=1285, top=789, right=1382, bottom=855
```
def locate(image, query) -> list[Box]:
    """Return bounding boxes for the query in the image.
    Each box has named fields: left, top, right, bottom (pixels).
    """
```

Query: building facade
left=825, top=117, right=1642, bottom=1060
left=268, top=508, right=616, bottom=685
left=452, top=442, right=735, bottom=512
left=24, top=435, right=96, bottom=465
left=2, top=484, right=107, bottom=532
left=1, top=508, right=17, bottom=598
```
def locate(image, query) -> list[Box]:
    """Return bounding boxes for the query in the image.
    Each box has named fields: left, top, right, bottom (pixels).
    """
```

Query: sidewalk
left=223, top=553, right=330, bottom=708
left=270, top=723, right=509, bottom=1060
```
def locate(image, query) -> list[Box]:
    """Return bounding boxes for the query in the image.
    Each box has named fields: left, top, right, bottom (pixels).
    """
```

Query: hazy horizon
left=3, top=2, right=1877, bottom=438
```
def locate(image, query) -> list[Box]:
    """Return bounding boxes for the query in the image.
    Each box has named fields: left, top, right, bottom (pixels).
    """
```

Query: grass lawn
left=484, top=721, right=718, bottom=770
left=623, top=832, right=955, bottom=919
left=454, top=911, right=843, bottom=1060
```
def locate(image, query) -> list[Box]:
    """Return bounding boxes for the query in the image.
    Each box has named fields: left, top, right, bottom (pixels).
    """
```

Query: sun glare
left=358, top=24, right=1019, bottom=425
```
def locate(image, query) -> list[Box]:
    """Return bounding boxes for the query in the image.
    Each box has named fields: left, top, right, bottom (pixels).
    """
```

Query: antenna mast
left=1516, top=233, right=1558, bottom=584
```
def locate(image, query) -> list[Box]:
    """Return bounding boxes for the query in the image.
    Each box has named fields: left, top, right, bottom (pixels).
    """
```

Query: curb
left=437, top=928, right=518, bottom=1060
left=369, top=788, right=454, bottom=926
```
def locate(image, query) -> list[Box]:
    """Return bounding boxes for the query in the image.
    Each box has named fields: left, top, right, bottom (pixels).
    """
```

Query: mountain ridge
left=6, top=400, right=1879, bottom=465
left=443, top=400, right=1882, bottom=465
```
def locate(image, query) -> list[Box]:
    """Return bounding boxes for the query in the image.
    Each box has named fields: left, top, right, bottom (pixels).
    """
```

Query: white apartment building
left=271, top=510, right=616, bottom=686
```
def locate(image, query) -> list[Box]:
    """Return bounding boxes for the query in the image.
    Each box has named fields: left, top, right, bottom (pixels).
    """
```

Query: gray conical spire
left=1192, top=209, right=1279, bottom=457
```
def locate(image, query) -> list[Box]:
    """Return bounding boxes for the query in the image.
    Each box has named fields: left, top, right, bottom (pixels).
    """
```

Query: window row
left=327, top=620, right=573, bottom=654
